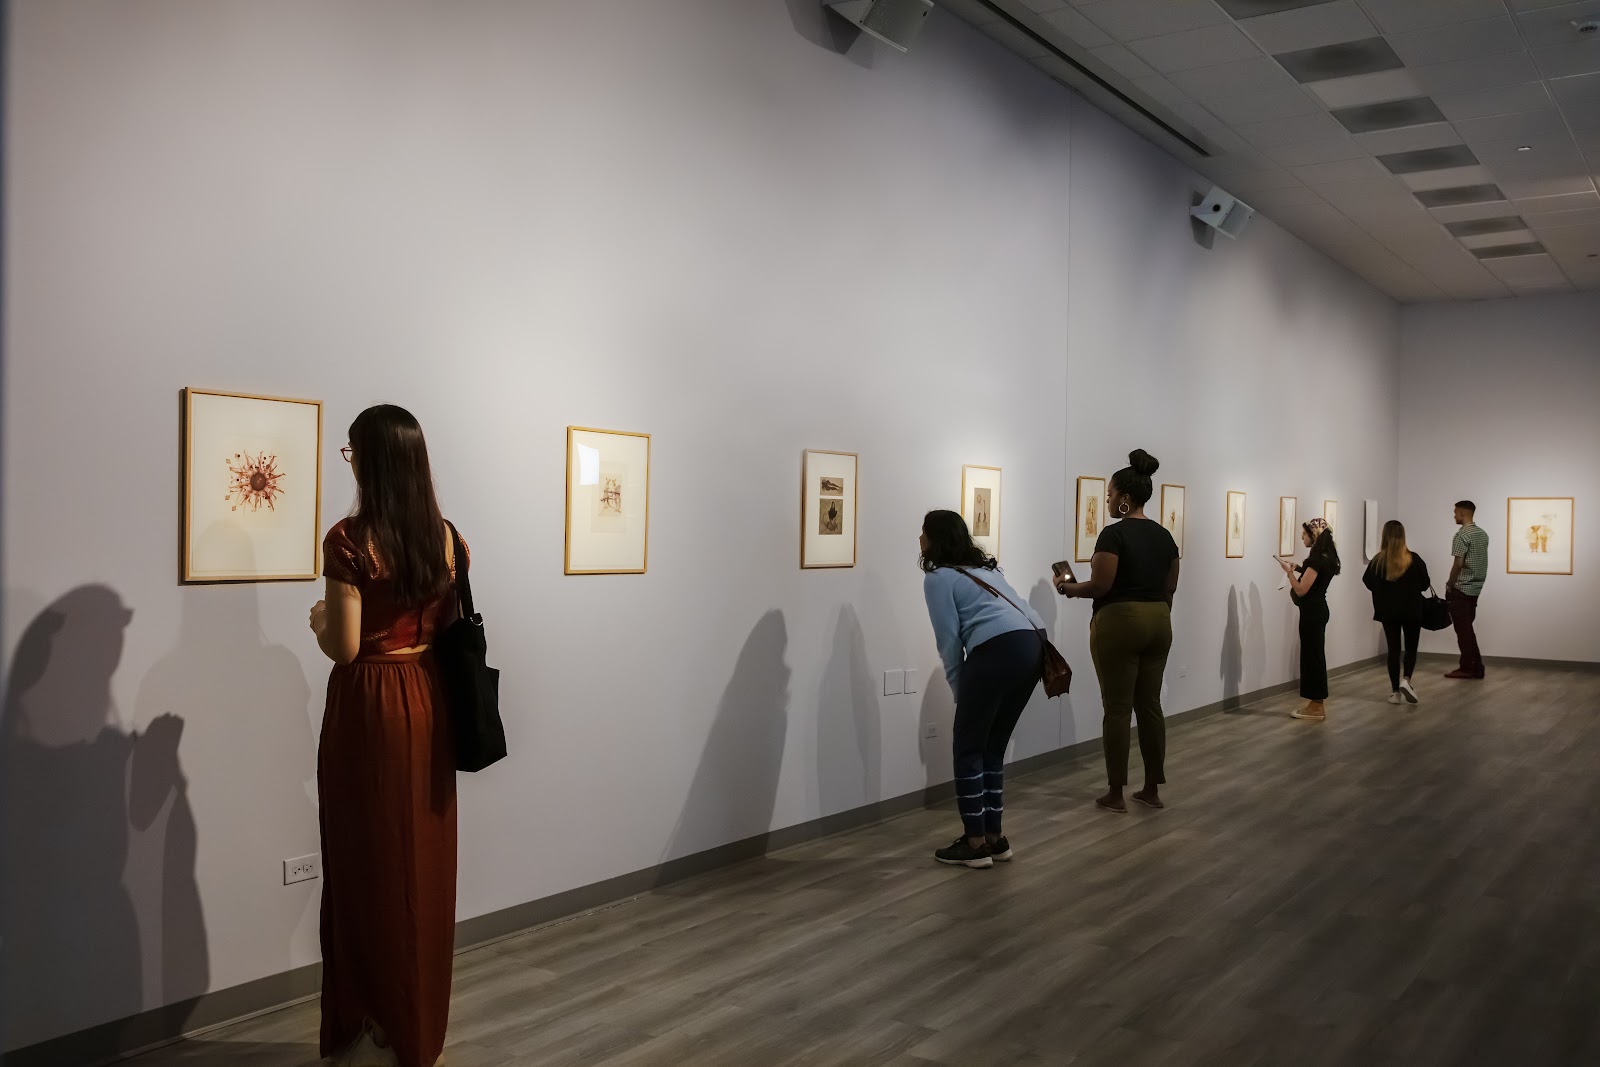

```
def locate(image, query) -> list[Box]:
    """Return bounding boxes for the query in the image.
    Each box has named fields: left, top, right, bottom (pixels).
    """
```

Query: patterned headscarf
left=1303, top=517, right=1330, bottom=541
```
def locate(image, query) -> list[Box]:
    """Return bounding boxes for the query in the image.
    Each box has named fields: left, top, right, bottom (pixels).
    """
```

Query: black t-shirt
left=1293, top=551, right=1338, bottom=605
left=1092, top=517, right=1179, bottom=614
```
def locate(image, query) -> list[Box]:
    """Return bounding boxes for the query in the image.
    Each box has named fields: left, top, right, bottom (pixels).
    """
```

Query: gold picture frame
left=1075, top=476, right=1106, bottom=563
left=802, top=450, right=859, bottom=569
left=182, top=388, right=323, bottom=583
left=1506, top=497, right=1574, bottom=575
left=1160, top=483, right=1185, bottom=557
left=961, top=464, right=1002, bottom=560
left=1225, top=490, right=1246, bottom=559
left=565, top=426, right=651, bottom=575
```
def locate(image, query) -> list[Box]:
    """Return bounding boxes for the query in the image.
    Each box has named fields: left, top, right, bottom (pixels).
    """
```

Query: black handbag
left=1421, top=586, right=1452, bottom=632
left=434, top=523, right=506, bottom=772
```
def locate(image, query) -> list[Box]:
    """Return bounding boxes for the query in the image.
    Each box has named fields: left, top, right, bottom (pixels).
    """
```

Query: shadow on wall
left=131, top=580, right=316, bottom=1015
left=660, top=611, right=790, bottom=874
left=1244, top=583, right=1267, bottom=695
left=816, top=605, right=880, bottom=816
left=1220, top=586, right=1242, bottom=710
left=0, top=587, right=205, bottom=1056
left=917, top=668, right=954, bottom=792
left=1012, top=577, right=1069, bottom=757
left=783, top=0, right=876, bottom=63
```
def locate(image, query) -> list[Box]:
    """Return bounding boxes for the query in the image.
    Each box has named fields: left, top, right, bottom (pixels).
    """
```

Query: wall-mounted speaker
left=826, top=0, right=935, bottom=53
left=1191, top=186, right=1255, bottom=240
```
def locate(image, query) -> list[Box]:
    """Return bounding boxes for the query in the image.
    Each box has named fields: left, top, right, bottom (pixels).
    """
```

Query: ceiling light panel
left=1379, top=144, right=1482, bottom=174
left=1444, top=216, right=1530, bottom=238
left=1214, top=0, right=1343, bottom=16
left=1235, top=1, right=1378, bottom=54
left=1415, top=184, right=1507, bottom=207
left=1308, top=68, right=1426, bottom=107
left=1472, top=242, right=1548, bottom=259
left=1275, top=37, right=1404, bottom=83
left=1331, top=96, right=1447, bottom=132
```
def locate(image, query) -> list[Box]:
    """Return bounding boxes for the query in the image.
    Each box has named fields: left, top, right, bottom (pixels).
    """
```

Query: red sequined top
left=323, top=519, right=467, bottom=658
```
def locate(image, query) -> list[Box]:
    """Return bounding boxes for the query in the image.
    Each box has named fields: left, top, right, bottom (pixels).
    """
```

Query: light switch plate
left=923, top=723, right=939, bottom=740
left=902, top=669, right=920, bottom=694
left=883, top=670, right=905, bottom=696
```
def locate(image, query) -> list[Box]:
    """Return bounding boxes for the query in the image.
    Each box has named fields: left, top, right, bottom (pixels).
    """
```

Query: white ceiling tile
left=1076, top=0, right=1230, bottom=41
left=1428, top=200, right=1517, bottom=223
left=1433, top=82, right=1557, bottom=121
left=1041, top=6, right=1114, bottom=47
left=979, top=19, right=1051, bottom=57
left=939, top=0, right=1003, bottom=23
left=1502, top=176, right=1600, bottom=199
left=1169, top=57, right=1302, bottom=98
left=1527, top=206, right=1600, bottom=228
left=1245, top=184, right=1332, bottom=213
left=1127, top=24, right=1263, bottom=73
left=1307, top=68, right=1426, bottom=108
left=1387, top=17, right=1526, bottom=69
left=1452, top=108, right=1570, bottom=143
left=1459, top=228, right=1538, bottom=248
left=1236, top=111, right=1350, bottom=149
left=1264, top=136, right=1372, bottom=166
left=1513, top=188, right=1600, bottom=213
left=1533, top=42, right=1600, bottom=81
left=1090, top=44, right=1159, bottom=80
left=1535, top=222, right=1600, bottom=257
left=1313, top=175, right=1419, bottom=209
left=1354, top=123, right=1468, bottom=155
left=1217, top=165, right=1309, bottom=192
left=1016, top=0, right=1070, bottom=12
left=1555, top=73, right=1600, bottom=132
left=1293, top=157, right=1391, bottom=184
left=1512, top=0, right=1600, bottom=49
left=1473, top=133, right=1590, bottom=183
left=1197, top=125, right=1254, bottom=154
left=1481, top=252, right=1567, bottom=283
left=1130, top=75, right=1226, bottom=128
left=1187, top=87, right=1323, bottom=124
left=1412, top=53, right=1543, bottom=96
left=1236, top=1, right=1378, bottom=54
left=1400, top=164, right=1496, bottom=191
left=1359, top=0, right=1510, bottom=36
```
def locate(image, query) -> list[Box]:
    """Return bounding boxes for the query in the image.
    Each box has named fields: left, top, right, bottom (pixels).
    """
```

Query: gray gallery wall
left=3, top=0, right=1402, bottom=1049
left=1399, top=293, right=1600, bottom=664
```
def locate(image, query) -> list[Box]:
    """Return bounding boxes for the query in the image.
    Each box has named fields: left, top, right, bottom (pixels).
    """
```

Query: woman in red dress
left=310, top=405, right=461, bottom=1067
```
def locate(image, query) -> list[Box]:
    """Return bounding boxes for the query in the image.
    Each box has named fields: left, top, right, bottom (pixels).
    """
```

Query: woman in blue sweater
left=920, top=510, right=1046, bottom=869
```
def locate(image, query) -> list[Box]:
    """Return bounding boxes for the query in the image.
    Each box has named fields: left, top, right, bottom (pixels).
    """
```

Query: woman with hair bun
left=1055, top=450, right=1180, bottom=814
left=1278, top=517, right=1341, bottom=722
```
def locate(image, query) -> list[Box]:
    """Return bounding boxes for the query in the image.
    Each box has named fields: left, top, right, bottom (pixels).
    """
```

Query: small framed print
left=1160, top=484, right=1185, bottom=558
left=1225, top=490, right=1246, bottom=559
left=1323, top=500, right=1339, bottom=540
left=802, top=450, right=858, bottom=569
left=1507, top=497, right=1574, bottom=575
left=565, top=427, right=651, bottom=575
left=183, top=388, right=322, bottom=583
left=1364, top=500, right=1381, bottom=560
left=962, top=465, right=1002, bottom=560
left=1279, top=497, right=1298, bottom=557
left=1075, top=476, right=1106, bottom=563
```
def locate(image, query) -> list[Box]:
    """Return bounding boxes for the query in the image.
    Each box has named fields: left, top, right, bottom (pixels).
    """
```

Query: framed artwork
left=1160, top=484, right=1185, bottom=557
left=802, top=450, right=858, bottom=568
left=1075, top=476, right=1106, bottom=562
left=183, top=388, right=322, bottom=583
left=1506, top=497, right=1574, bottom=575
left=1364, top=500, right=1381, bottom=560
left=565, top=427, right=651, bottom=574
left=1323, top=500, right=1339, bottom=540
left=1278, top=497, right=1298, bottom=557
left=1225, top=490, right=1246, bottom=559
left=961, top=465, right=1002, bottom=560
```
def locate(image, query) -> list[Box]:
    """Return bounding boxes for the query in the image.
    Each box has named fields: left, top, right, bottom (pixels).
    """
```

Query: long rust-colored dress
left=319, top=520, right=463, bottom=1067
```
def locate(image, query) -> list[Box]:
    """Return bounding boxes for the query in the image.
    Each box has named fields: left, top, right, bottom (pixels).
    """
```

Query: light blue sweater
left=923, top=566, right=1046, bottom=692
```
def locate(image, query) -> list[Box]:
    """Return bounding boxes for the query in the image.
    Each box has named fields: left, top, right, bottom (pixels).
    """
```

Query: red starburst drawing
left=224, top=451, right=286, bottom=513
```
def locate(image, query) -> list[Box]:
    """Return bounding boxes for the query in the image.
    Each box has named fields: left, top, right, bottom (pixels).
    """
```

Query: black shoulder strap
left=446, top=522, right=476, bottom=621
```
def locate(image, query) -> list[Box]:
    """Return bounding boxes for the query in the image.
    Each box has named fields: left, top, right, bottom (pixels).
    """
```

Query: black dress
left=1293, top=554, right=1337, bottom=701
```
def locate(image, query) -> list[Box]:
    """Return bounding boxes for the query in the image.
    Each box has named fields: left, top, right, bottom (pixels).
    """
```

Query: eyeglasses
left=340, top=447, right=353, bottom=463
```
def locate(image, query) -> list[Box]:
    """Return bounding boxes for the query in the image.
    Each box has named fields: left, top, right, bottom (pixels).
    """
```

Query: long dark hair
left=1306, top=527, right=1342, bottom=578
left=919, top=510, right=996, bottom=574
left=347, top=405, right=449, bottom=605
left=1109, top=449, right=1160, bottom=509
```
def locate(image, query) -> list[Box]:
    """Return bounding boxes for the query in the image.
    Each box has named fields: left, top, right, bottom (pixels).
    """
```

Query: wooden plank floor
left=132, top=664, right=1600, bottom=1066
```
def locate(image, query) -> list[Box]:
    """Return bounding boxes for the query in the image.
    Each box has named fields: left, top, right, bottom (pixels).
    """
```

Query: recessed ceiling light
left=1517, top=145, right=1533, bottom=152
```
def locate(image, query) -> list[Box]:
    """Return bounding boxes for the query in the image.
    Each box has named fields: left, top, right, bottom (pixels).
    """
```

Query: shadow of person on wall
left=816, top=605, right=880, bottom=817
left=130, top=577, right=316, bottom=1031
left=1220, top=586, right=1243, bottom=711
left=660, top=611, right=790, bottom=880
left=1, top=586, right=196, bottom=1058
left=1244, top=583, right=1268, bottom=696
left=1010, top=577, right=1068, bottom=757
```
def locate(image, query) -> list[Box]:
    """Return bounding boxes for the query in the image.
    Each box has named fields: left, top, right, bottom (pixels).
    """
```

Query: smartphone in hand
left=1051, top=560, right=1075, bottom=582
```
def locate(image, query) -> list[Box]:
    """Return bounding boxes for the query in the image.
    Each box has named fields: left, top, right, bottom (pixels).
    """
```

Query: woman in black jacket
left=1363, top=520, right=1430, bottom=706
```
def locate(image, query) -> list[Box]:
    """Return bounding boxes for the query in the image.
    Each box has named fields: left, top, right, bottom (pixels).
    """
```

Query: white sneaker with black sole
left=1388, top=691, right=1402, bottom=705
left=1400, top=679, right=1419, bottom=704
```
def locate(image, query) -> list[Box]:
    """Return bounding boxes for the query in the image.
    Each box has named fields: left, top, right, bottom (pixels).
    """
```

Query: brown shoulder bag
left=957, top=569, right=1072, bottom=698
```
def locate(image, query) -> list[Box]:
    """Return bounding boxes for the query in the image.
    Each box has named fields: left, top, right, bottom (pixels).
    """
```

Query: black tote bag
left=1421, top=587, right=1452, bottom=632
left=434, top=523, right=507, bottom=772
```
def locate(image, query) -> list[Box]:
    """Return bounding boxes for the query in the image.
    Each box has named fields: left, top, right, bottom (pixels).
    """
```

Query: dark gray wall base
left=5, top=653, right=1385, bottom=1066
left=1417, top=651, right=1600, bottom=673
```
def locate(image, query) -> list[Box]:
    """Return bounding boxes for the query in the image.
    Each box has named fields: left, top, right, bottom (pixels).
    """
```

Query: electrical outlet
left=923, top=723, right=939, bottom=740
left=903, top=669, right=920, bottom=694
left=284, top=853, right=320, bottom=886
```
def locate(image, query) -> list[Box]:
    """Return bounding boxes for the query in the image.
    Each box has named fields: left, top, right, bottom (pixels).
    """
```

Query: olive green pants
left=1089, top=601, right=1173, bottom=789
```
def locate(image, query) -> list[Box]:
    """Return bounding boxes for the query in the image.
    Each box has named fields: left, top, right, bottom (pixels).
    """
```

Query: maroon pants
left=319, top=652, right=457, bottom=1067
left=1447, top=588, right=1484, bottom=677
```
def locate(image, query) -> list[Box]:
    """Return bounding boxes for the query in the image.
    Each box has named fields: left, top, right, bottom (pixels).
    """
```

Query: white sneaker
left=1400, top=679, right=1419, bottom=705
left=340, top=1033, right=399, bottom=1067
left=1388, top=691, right=1402, bottom=704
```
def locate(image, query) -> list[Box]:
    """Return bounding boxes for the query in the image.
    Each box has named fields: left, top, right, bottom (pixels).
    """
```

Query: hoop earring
left=1119, top=500, right=1131, bottom=516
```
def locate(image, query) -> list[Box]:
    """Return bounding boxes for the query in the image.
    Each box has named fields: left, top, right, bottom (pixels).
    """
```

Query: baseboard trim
left=1416, top=651, right=1600, bottom=673
left=3, top=652, right=1387, bottom=1066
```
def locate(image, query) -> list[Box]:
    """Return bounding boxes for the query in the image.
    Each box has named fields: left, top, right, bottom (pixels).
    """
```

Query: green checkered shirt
left=1452, top=522, right=1489, bottom=596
